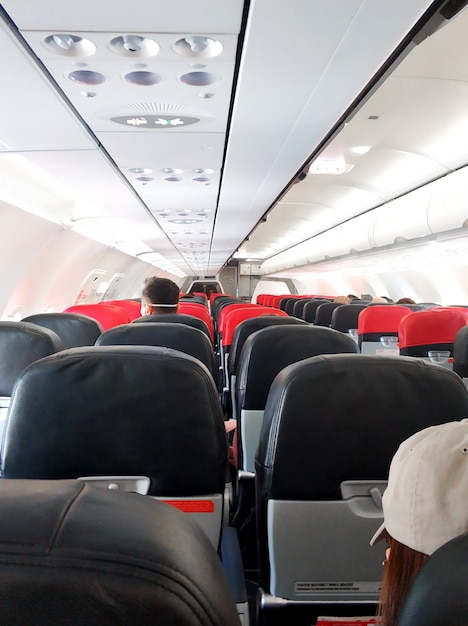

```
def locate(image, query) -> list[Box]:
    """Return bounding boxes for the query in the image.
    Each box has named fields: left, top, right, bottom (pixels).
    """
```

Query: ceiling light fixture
left=351, top=145, right=371, bottom=155
left=308, top=158, right=354, bottom=175
left=172, top=36, right=223, bottom=59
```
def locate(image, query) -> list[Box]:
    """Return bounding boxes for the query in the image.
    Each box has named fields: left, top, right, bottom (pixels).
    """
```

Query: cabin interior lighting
left=108, top=35, right=160, bottom=58
left=0, top=154, right=73, bottom=223
left=161, top=168, right=183, bottom=174
left=351, top=145, right=371, bottom=155
left=172, top=36, right=223, bottom=59
left=308, top=159, right=353, bottom=175
left=43, top=34, right=96, bottom=57
left=128, top=167, right=153, bottom=174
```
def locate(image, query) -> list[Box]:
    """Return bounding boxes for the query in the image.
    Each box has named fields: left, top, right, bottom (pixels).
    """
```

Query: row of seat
left=4, top=332, right=467, bottom=618
left=0, top=300, right=466, bottom=620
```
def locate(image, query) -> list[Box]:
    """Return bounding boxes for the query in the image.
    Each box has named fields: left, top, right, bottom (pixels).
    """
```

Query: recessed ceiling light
left=169, top=219, right=202, bottom=224
left=172, top=36, right=223, bottom=59
left=135, top=176, right=154, bottom=182
left=161, top=168, right=183, bottom=175
left=351, top=145, right=371, bottom=155
left=308, top=158, right=354, bottom=175
left=128, top=167, right=152, bottom=174
left=108, top=35, right=160, bottom=58
left=164, top=176, right=182, bottom=182
left=43, top=34, right=96, bottom=57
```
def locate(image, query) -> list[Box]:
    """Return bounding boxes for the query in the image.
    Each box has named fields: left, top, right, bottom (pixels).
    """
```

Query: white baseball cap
left=370, top=419, right=468, bottom=555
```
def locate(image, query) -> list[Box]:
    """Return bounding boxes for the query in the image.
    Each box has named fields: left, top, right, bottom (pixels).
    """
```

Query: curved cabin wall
left=0, top=200, right=180, bottom=320
left=260, top=165, right=468, bottom=304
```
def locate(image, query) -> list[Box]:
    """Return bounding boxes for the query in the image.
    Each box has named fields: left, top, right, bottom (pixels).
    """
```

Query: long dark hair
left=378, top=535, right=428, bottom=626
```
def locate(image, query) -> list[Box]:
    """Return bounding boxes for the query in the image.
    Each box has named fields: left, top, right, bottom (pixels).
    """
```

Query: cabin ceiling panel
left=244, top=5, right=468, bottom=269
left=1, top=1, right=245, bottom=34
left=0, top=18, right=95, bottom=152
left=213, top=0, right=435, bottom=263
left=2, top=0, right=451, bottom=277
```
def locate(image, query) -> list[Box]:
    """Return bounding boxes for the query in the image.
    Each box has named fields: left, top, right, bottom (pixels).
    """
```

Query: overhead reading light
left=351, top=145, right=371, bottom=155
left=172, top=36, right=223, bottom=59
left=108, top=35, right=160, bottom=58
left=43, top=34, right=96, bottom=57
left=308, top=158, right=354, bottom=175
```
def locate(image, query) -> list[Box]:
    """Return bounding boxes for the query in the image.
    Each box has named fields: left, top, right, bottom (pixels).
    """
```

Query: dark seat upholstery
left=235, top=325, right=357, bottom=472
left=23, top=312, right=102, bottom=348
left=0, top=479, right=240, bottom=626
left=2, top=346, right=227, bottom=504
left=133, top=313, right=211, bottom=341
left=96, top=322, right=217, bottom=380
left=255, top=354, right=468, bottom=620
left=302, top=299, right=331, bottom=322
left=330, top=303, right=367, bottom=333
left=0, top=321, right=64, bottom=456
left=0, top=321, right=63, bottom=397
left=314, top=301, right=344, bottom=326
left=398, top=532, right=468, bottom=626
left=292, top=297, right=314, bottom=318
left=228, top=315, right=307, bottom=382
left=453, top=325, right=468, bottom=377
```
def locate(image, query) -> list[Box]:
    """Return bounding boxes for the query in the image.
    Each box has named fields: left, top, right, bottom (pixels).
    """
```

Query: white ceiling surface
left=0, top=0, right=442, bottom=276
left=243, top=4, right=468, bottom=269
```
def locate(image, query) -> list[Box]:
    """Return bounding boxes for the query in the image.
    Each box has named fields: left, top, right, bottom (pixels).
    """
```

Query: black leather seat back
left=330, top=303, right=367, bottom=333
left=453, top=325, right=468, bottom=377
left=2, top=346, right=227, bottom=498
left=0, top=321, right=63, bottom=395
left=96, top=322, right=217, bottom=379
left=23, top=312, right=102, bottom=348
left=302, top=299, right=330, bottom=322
left=228, top=315, right=307, bottom=378
left=398, top=533, right=468, bottom=626
left=292, top=298, right=314, bottom=318
left=314, top=301, right=343, bottom=326
left=0, top=479, right=240, bottom=626
left=236, top=325, right=357, bottom=414
left=255, top=354, right=468, bottom=590
left=133, top=313, right=211, bottom=341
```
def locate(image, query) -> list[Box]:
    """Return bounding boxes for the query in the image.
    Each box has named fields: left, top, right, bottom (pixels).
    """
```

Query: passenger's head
left=333, top=295, right=350, bottom=305
left=396, top=297, right=416, bottom=305
left=371, top=297, right=389, bottom=304
left=141, top=277, right=180, bottom=315
left=372, top=419, right=468, bottom=625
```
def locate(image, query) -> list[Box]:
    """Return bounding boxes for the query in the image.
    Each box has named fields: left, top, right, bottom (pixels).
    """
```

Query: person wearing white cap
left=370, top=419, right=468, bottom=626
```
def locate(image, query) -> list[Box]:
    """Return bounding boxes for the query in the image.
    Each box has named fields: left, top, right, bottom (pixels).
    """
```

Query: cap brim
left=370, top=522, right=386, bottom=546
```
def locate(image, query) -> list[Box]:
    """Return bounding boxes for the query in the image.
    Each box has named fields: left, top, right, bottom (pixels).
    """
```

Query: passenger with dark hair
left=371, top=419, right=468, bottom=626
left=395, top=297, right=416, bottom=305
left=140, top=276, right=180, bottom=315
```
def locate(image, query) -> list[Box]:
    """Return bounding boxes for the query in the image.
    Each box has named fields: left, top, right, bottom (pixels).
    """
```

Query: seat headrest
left=2, top=346, right=227, bottom=496
left=0, top=479, right=240, bottom=625
left=0, top=321, right=63, bottom=395
left=22, top=313, right=103, bottom=348
left=96, top=323, right=217, bottom=378
left=256, top=354, right=468, bottom=500
left=397, top=532, right=468, bottom=626
left=237, top=325, right=357, bottom=410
